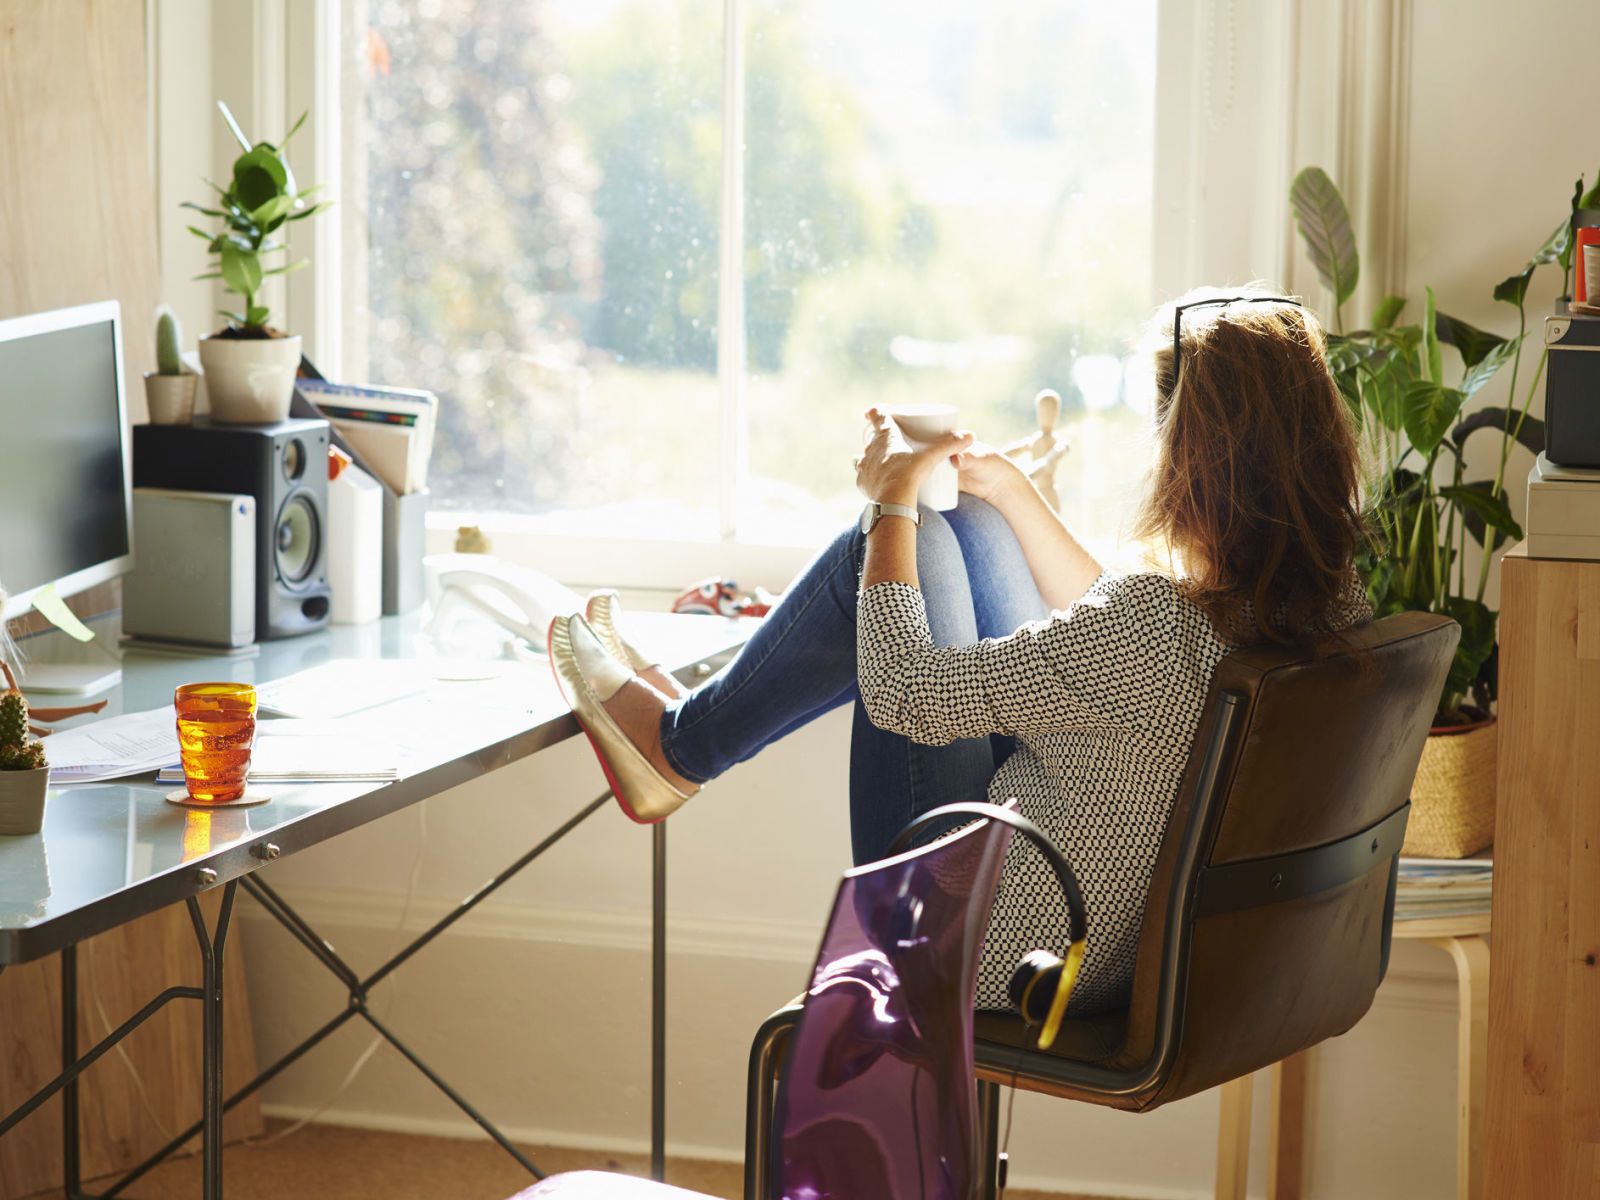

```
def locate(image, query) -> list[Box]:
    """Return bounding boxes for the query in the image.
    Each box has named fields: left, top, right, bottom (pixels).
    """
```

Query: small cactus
left=0, top=689, right=46, bottom=771
left=155, top=305, right=183, bottom=376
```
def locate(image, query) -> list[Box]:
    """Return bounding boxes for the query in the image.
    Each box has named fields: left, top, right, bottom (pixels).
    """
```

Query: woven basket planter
left=1403, top=717, right=1497, bottom=858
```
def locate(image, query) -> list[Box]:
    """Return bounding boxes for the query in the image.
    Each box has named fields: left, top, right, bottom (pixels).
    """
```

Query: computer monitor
left=0, top=300, right=132, bottom=692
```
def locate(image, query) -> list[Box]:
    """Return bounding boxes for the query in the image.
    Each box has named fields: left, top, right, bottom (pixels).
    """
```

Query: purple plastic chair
left=513, top=809, right=1015, bottom=1200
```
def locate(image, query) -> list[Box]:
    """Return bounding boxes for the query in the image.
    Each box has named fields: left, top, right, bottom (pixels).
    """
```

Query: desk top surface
left=0, top=611, right=752, bottom=963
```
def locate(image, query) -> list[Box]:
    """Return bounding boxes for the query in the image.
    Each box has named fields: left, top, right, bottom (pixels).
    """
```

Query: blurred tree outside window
left=343, top=0, right=1157, bottom=550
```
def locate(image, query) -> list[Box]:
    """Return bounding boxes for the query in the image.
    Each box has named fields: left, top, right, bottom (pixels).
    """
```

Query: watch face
left=859, top=503, right=877, bottom=535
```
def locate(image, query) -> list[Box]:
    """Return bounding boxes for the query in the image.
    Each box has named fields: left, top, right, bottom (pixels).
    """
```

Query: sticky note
left=32, top=583, right=95, bottom=643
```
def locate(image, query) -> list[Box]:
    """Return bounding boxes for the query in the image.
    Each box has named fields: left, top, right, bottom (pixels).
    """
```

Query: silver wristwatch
left=859, top=500, right=921, bottom=535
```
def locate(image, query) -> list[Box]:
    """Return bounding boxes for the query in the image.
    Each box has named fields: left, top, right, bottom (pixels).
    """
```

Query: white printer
left=1527, top=453, right=1600, bottom=560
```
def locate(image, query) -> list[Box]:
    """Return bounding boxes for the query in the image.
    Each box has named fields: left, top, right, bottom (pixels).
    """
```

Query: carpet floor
left=65, top=1120, right=1117, bottom=1199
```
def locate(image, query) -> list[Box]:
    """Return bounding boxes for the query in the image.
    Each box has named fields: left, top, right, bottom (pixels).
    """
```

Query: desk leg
left=187, top=882, right=237, bottom=1200
left=62, top=942, right=81, bottom=1198
left=1428, top=935, right=1489, bottom=1200
left=652, top=821, right=667, bottom=1183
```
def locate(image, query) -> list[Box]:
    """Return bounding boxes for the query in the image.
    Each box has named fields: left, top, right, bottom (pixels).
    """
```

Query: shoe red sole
left=546, top=614, right=659, bottom=826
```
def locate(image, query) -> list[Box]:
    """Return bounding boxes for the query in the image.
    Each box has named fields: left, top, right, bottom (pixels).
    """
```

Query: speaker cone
left=275, top=493, right=320, bottom=584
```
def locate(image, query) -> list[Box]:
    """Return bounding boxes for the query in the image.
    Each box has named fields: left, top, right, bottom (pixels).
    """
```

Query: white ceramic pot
left=0, top=766, right=49, bottom=836
left=143, top=371, right=198, bottom=425
left=198, top=333, right=303, bottom=424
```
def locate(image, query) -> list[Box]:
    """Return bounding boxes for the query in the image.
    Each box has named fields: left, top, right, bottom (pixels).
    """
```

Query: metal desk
left=0, top=610, right=751, bottom=1199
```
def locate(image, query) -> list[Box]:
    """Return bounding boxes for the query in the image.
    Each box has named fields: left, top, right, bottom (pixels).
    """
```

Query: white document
left=46, top=706, right=179, bottom=783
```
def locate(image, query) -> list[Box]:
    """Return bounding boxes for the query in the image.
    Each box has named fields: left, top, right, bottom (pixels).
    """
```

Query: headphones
left=886, top=802, right=1087, bottom=1051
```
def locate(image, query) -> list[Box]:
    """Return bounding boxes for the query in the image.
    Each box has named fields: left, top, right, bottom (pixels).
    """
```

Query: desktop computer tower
left=133, top=419, right=333, bottom=640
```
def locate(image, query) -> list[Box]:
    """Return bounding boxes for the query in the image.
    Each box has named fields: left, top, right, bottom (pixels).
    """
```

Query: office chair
left=746, top=610, right=1458, bottom=1199
left=513, top=803, right=1021, bottom=1199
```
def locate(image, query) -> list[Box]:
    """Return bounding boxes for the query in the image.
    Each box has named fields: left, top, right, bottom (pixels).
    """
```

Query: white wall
left=149, top=1, right=1599, bottom=1195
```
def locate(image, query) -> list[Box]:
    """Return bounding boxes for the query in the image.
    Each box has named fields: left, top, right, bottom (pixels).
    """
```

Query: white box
left=1527, top=453, right=1600, bottom=561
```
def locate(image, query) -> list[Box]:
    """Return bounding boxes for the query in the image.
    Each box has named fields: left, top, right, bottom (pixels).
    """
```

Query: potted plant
left=186, top=102, right=326, bottom=424
left=1289, top=166, right=1594, bottom=856
left=0, top=687, right=49, bottom=836
left=143, top=305, right=198, bottom=424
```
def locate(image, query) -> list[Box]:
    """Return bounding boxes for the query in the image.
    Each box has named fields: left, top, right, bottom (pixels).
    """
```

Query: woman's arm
left=855, top=408, right=971, bottom=590
left=954, top=444, right=1102, bottom=611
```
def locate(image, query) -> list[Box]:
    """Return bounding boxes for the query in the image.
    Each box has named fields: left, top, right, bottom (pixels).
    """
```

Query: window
left=338, top=0, right=1158, bottom=559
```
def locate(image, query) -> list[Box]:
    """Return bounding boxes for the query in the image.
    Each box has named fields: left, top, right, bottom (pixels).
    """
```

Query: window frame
left=254, top=0, right=1282, bottom=592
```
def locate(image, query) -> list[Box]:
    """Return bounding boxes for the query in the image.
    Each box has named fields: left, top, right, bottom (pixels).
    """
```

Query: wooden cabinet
left=1485, top=548, right=1600, bottom=1197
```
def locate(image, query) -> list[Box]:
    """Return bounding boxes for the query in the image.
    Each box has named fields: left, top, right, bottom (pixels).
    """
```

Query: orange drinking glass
left=174, top=682, right=257, bottom=803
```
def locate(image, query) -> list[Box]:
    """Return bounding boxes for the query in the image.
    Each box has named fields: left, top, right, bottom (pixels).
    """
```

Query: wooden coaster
left=164, top=788, right=272, bottom=808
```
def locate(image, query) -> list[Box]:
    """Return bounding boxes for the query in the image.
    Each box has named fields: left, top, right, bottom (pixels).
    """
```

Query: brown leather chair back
left=1114, top=610, right=1458, bottom=1108
left=972, top=611, right=1459, bottom=1112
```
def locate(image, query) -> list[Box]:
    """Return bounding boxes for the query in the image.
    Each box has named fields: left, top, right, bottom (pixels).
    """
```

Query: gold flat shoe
left=547, top=614, right=694, bottom=825
left=584, top=590, right=662, bottom=674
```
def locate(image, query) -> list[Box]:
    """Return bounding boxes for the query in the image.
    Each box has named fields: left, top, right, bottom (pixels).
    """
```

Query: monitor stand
left=18, top=662, right=123, bottom=696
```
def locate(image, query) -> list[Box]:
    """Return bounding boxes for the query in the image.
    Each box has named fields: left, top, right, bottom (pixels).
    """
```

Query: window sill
left=424, top=512, right=818, bottom=595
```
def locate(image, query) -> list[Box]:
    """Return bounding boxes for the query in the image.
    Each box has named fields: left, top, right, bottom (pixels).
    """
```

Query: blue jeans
left=659, top=494, right=1048, bottom=865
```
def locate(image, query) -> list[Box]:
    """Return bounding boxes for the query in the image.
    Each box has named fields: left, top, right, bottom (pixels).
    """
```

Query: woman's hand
left=854, top=408, right=973, bottom=507
left=952, top=439, right=1026, bottom=506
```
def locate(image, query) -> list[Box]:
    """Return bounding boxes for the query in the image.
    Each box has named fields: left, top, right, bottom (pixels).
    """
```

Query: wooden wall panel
left=0, top=3, right=263, bottom=1192
left=0, top=0, right=162, bottom=637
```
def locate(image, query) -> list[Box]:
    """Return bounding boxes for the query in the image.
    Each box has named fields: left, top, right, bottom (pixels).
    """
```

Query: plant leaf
left=217, top=100, right=253, bottom=153
left=1434, top=310, right=1508, bottom=369
left=1494, top=266, right=1534, bottom=308
left=1441, top=484, right=1523, bottom=543
left=1451, top=406, right=1546, bottom=455
left=281, top=109, right=310, bottom=146
left=250, top=194, right=294, bottom=228
left=1290, top=167, right=1360, bottom=308
left=245, top=305, right=270, bottom=328
left=262, top=259, right=309, bottom=277
left=1441, top=596, right=1497, bottom=719
left=1403, top=380, right=1464, bottom=455
left=219, top=244, right=263, bottom=299
left=1424, top=288, right=1443, bottom=384
left=1559, top=177, right=1584, bottom=272
left=1459, top=335, right=1520, bottom=399
left=1372, top=294, right=1406, bottom=330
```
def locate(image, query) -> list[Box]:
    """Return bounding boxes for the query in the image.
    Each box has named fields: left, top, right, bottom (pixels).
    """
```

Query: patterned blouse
left=856, top=571, right=1368, bottom=1015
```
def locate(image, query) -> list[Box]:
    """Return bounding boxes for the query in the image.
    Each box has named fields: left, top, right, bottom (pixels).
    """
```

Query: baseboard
left=237, top=884, right=823, bottom=966
left=236, top=883, right=1459, bottom=1016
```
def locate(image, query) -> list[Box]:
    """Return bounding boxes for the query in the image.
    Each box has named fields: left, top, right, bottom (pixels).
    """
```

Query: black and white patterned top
left=857, top=571, right=1367, bottom=1015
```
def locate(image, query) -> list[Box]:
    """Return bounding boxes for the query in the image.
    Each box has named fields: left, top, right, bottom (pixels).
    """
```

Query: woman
left=549, top=289, right=1371, bottom=1016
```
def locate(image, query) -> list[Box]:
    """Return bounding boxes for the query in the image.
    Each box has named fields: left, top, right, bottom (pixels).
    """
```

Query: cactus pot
left=0, top=766, right=48, bottom=836
left=199, top=333, right=302, bottom=424
left=144, top=371, right=198, bottom=424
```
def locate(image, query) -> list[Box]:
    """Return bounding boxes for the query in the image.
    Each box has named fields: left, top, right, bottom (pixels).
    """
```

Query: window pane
left=739, top=0, right=1158, bottom=549
left=347, top=0, right=723, bottom=539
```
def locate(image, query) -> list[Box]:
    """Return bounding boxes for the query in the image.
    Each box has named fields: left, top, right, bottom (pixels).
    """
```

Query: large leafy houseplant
left=1289, top=166, right=1596, bottom=725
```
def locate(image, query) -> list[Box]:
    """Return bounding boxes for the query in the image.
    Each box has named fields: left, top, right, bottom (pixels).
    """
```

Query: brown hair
left=1134, top=288, right=1365, bottom=646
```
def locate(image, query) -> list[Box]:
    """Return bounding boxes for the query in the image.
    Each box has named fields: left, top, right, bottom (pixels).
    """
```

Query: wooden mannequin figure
left=1003, top=388, right=1070, bottom=512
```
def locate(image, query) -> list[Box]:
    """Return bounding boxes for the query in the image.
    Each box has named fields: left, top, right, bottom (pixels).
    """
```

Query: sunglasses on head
left=1170, top=295, right=1303, bottom=393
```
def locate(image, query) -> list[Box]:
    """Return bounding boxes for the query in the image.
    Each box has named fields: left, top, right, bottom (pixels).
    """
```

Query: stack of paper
left=45, top=707, right=179, bottom=783
left=156, top=720, right=404, bottom=784
left=44, top=709, right=404, bottom=786
left=1393, top=855, right=1492, bottom=921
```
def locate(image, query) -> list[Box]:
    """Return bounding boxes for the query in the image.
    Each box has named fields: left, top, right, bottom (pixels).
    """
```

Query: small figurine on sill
left=455, top=525, right=492, bottom=554
left=1003, top=388, right=1070, bottom=512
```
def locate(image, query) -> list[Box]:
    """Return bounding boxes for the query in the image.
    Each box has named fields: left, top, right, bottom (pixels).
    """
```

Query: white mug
left=887, top=404, right=960, bottom=511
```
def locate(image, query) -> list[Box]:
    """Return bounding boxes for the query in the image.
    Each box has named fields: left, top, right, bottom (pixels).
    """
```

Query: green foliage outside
left=1291, top=165, right=1598, bottom=722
